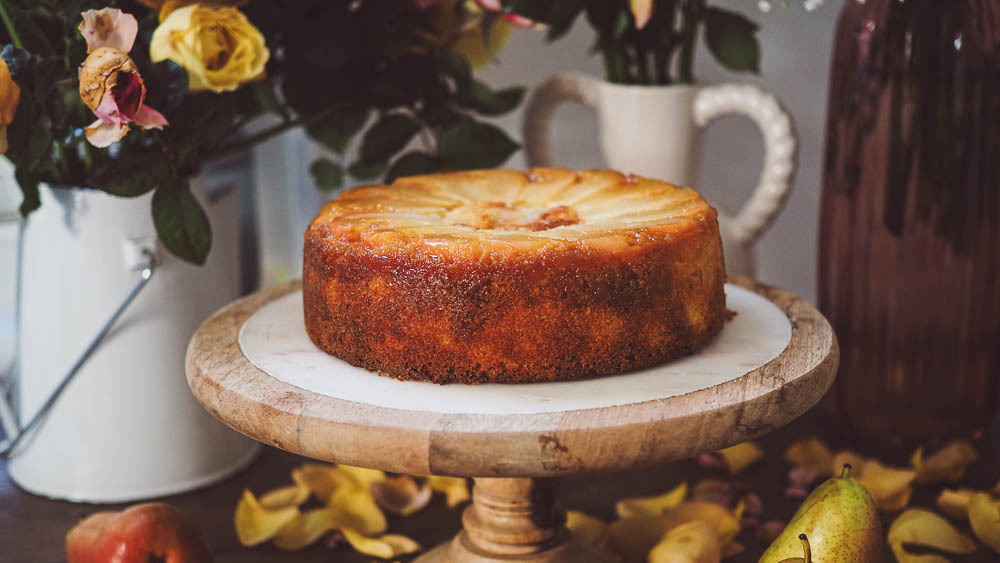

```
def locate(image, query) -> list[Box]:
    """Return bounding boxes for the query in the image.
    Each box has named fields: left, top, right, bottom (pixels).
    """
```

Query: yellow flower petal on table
left=338, top=464, right=387, bottom=488
left=259, top=469, right=311, bottom=510
left=911, top=441, right=978, bottom=485
left=566, top=510, right=613, bottom=553
left=234, top=489, right=300, bottom=547
left=424, top=475, right=470, bottom=507
left=341, top=528, right=422, bottom=559
left=715, top=442, right=764, bottom=475
left=328, top=485, right=388, bottom=536
left=857, top=460, right=916, bottom=512
left=296, top=463, right=354, bottom=500
left=936, top=488, right=975, bottom=520
left=609, top=502, right=740, bottom=563
left=784, top=437, right=834, bottom=478
left=648, top=521, right=721, bottom=563
left=888, top=508, right=977, bottom=563
left=272, top=507, right=346, bottom=551
left=616, top=482, right=687, bottom=518
left=370, top=475, right=432, bottom=516
left=969, top=493, right=1000, bottom=553
left=830, top=450, right=866, bottom=479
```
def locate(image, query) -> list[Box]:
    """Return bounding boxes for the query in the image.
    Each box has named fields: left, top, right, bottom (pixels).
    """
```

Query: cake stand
left=186, top=278, right=837, bottom=562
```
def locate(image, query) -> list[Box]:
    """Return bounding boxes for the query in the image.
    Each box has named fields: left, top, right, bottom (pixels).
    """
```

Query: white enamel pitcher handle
left=694, top=84, right=797, bottom=246
left=523, top=72, right=598, bottom=167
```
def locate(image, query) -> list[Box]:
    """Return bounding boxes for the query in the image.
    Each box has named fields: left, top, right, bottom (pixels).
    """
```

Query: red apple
left=66, top=502, right=213, bottom=563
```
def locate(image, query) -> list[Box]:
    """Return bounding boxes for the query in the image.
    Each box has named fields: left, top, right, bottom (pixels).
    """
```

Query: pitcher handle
left=523, top=72, right=599, bottom=167
left=694, top=84, right=797, bottom=247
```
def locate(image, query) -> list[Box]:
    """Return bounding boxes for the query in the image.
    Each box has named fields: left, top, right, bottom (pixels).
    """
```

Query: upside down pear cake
left=303, top=168, right=726, bottom=384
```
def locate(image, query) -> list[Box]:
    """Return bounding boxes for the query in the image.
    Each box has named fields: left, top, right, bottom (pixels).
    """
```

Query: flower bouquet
left=0, top=0, right=523, bottom=263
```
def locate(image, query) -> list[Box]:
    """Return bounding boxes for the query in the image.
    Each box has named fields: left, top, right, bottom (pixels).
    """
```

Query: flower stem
left=0, top=1, right=23, bottom=50
left=676, top=0, right=705, bottom=84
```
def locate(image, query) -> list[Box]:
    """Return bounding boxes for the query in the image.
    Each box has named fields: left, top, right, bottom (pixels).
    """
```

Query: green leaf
left=91, top=154, right=172, bottom=198
left=347, top=160, right=386, bottom=181
left=385, top=151, right=439, bottom=184
left=305, top=107, right=369, bottom=155
left=310, top=158, right=344, bottom=192
left=457, top=82, right=525, bottom=116
left=15, top=168, right=39, bottom=217
left=437, top=51, right=471, bottom=90
left=358, top=113, right=420, bottom=163
left=436, top=122, right=519, bottom=170
left=151, top=178, right=212, bottom=265
left=5, top=6, right=54, bottom=56
left=703, top=7, right=761, bottom=74
left=502, top=0, right=586, bottom=41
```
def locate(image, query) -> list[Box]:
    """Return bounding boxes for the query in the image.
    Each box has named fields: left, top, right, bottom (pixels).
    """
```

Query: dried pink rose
left=78, top=47, right=167, bottom=147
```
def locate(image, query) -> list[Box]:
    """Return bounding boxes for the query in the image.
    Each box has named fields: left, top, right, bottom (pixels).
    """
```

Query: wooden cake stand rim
left=185, top=277, right=837, bottom=478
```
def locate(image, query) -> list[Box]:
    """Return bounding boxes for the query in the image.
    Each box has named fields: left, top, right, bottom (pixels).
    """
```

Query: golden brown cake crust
left=303, top=168, right=726, bottom=384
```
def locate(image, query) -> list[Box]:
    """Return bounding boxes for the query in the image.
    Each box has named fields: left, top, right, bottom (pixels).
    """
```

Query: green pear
left=777, top=534, right=811, bottom=562
left=760, top=465, right=885, bottom=562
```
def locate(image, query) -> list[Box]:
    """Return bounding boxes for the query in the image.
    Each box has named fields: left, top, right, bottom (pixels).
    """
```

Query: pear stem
left=798, top=534, right=812, bottom=563
left=840, top=463, right=852, bottom=479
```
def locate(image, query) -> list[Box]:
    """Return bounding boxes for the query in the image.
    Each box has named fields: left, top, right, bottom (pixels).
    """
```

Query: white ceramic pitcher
left=8, top=180, right=260, bottom=502
left=523, top=72, right=798, bottom=276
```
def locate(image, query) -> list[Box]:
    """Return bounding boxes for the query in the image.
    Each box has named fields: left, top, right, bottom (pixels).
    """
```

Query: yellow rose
left=0, top=56, right=21, bottom=154
left=431, top=0, right=512, bottom=68
left=149, top=4, right=269, bottom=93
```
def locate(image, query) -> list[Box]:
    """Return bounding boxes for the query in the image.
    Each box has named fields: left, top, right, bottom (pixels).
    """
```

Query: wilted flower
left=79, top=8, right=139, bottom=53
left=0, top=56, right=20, bottom=154
left=78, top=47, right=168, bottom=147
left=150, top=4, right=269, bottom=93
left=431, top=0, right=514, bottom=68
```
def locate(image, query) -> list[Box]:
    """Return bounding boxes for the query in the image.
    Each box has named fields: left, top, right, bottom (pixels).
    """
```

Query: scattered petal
left=259, top=469, right=311, bottom=510
left=272, top=507, right=345, bottom=551
left=327, top=485, right=388, bottom=536
left=297, top=464, right=355, bottom=500
left=338, top=465, right=387, bottom=488
left=79, top=8, right=138, bottom=53
left=857, top=460, right=916, bottom=512
left=785, top=437, right=834, bottom=478
left=341, top=528, right=422, bottom=559
left=370, top=476, right=432, bottom=516
left=609, top=502, right=740, bottom=563
left=831, top=451, right=866, bottom=478
left=566, top=510, right=613, bottom=553
left=785, top=486, right=809, bottom=500
left=648, top=521, right=721, bottom=563
left=911, top=441, right=978, bottom=485
left=424, top=475, right=470, bottom=507
left=788, top=465, right=822, bottom=490
left=234, top=489, right=300, bottom=547
left=616, top=482, right=688, bottom=518
left=969, top=493, right=1000, bottom=553
left=936, top=488, right=975, bottom=520
left=697, top=454, right=726, bottom=471
left=888, top=508, right=977, bottom=562
left=715, top=442, right=764, bottom=475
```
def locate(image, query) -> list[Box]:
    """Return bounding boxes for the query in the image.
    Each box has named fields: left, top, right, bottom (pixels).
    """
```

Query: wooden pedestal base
left=415, top=478, right=616, bottom=563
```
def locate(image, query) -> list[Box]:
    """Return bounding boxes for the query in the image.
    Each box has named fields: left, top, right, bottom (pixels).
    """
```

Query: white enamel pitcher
left=523, top=72, right=797, bottom=276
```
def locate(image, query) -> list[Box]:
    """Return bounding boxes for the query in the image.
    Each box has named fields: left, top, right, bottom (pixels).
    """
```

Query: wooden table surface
left=3, top=405, right=998, bottom=562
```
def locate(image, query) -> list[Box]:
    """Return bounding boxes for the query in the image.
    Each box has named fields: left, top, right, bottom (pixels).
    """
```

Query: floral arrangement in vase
left=0, top=0, right=523, bottom=263
left=499, top=0, right=823, bottom=84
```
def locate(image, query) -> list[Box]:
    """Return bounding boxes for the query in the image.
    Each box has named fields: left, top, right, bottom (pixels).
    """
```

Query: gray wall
left=478, top=1, right=840, bottom=302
